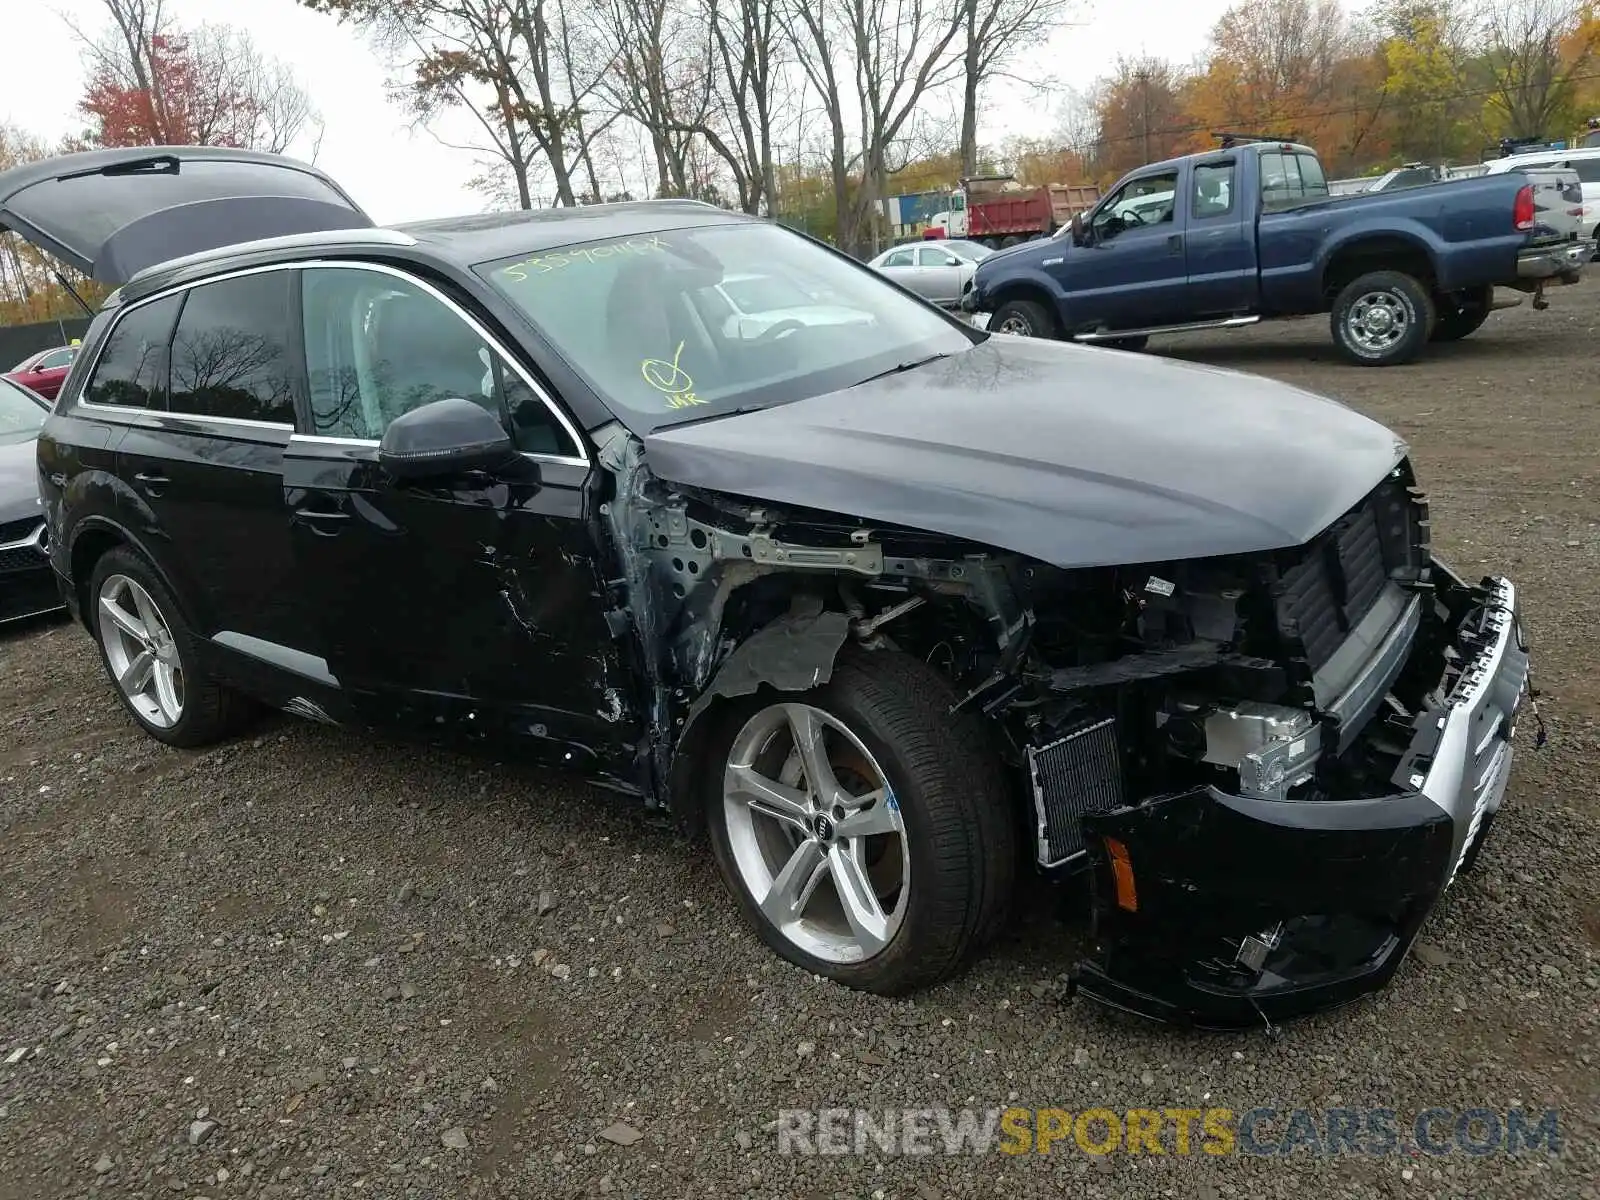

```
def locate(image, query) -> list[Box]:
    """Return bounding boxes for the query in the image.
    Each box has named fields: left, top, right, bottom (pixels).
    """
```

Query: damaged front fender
left=666, top=602, right=850, bottom=830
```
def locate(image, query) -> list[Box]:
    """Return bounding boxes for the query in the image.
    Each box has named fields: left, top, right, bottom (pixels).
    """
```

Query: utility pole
left=1136, top=67, right=1152, bottom=163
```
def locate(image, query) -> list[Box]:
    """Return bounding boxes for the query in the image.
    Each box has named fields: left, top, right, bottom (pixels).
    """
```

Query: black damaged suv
left=6, top=147, right=1532, bottom=1026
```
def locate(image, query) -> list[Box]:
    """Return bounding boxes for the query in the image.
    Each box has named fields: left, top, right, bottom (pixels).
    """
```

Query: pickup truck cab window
left=169, top=272, right=297, bottom=426
left=82, top=292, right=183, bottom=410
left=1192, top=162, right=1236, bottom=218
left=1259, top=150, right=1330, bottom=210
left=1092, top=171, right=1180, bottom=241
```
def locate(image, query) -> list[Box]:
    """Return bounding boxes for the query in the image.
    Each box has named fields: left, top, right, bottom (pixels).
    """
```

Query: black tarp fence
left=0, top=317, right=92, bottom=369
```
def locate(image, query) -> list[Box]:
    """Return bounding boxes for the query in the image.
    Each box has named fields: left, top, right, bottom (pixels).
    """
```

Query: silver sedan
left=867, top=239, right=991, bottom=307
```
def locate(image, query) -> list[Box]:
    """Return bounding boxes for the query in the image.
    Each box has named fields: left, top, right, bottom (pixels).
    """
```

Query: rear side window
left=1575, top=158, right=1600, bottom=184
left=169, top=273, right=297, bottom=425
left=82, top=294, right=182, bottom=409
left=1260, top=151, right=1330, bottom=211
left=1192, top=162, right=1235, bottom=217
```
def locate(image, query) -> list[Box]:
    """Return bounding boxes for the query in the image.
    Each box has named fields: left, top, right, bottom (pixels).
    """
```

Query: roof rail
left=1212, top=131, right=1298, bottom=149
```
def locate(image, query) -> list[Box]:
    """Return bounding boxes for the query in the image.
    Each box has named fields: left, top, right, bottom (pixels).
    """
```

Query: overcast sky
left=1, top=0, right=1241, bottom=225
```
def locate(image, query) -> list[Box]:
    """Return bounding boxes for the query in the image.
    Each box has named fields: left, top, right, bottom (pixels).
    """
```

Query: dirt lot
left=3, top=288, right=1598, bottom=1200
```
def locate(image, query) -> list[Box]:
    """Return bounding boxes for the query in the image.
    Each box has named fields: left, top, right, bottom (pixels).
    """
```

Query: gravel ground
left=3, top=288, right=1599, bottom=1200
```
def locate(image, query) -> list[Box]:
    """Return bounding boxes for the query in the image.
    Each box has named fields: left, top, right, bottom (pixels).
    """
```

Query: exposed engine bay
left=596, top=424, right=1440, bottom=855
left=585, top=422, right=1532, bottom=1028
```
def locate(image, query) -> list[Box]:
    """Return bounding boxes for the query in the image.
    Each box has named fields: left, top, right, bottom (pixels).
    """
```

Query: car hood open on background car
left=644, top=334, right=1408, bottom=569
left=0, top=146, right=374, bottom=285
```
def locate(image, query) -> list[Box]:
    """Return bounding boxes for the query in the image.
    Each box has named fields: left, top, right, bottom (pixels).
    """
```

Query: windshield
left=478, top=221, right=975, bottom=432
left=942, top=239, right=992, bottom=261
left=0, top=378, right=47, bottom=443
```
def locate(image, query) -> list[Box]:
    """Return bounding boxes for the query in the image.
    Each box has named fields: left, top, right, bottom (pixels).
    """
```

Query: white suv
left=1484, top=146, right=1600, bottom=247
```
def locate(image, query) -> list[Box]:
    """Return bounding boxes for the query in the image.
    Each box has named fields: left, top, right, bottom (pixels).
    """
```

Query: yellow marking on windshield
left=498, top=235, right=670, bottom=282
left=640, top=341, right=707, bottom=410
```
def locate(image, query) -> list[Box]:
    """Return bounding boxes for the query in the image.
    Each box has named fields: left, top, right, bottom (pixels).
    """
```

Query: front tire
left=704, top=648, right=1018, bottom=995
left=1330, top=270, right=1435, bottom=366
left=990, top=298, right=1058, bottom=338
left=88, top=546, right=251, bottom=748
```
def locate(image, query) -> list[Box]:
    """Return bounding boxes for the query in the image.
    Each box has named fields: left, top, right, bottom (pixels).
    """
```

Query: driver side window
left=1093, top=170, right=1180, bottom=242
left=299, top=266, right=577, bottom=457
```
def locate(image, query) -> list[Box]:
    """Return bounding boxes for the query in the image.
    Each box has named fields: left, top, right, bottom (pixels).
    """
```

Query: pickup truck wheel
left=1431, top=287, right=1492, bottom=342
left=704, top=648, right=1018, bottom=996
left=1330, top=271, right=1435, bottom=366
left=990, top=298, right=1057, bottom=338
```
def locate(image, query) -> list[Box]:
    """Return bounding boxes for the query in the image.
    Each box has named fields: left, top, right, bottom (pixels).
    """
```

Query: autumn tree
left=1370, top=0, right=1475, bottom=163
left=1476, top=0, right=1600, bottom=140
left=1091, top=57, right=1192, bottom=179
left=1183, top=0, right=1384, bottom=173
left=74, top=0, right=318, bottom=152
left=304, top=0, right=616, bottom=209
left=956, top=0, right=1078, bottom=177
left=0, top=123, right=109, bottom=323
left=780, top=0, right=965, bottom=255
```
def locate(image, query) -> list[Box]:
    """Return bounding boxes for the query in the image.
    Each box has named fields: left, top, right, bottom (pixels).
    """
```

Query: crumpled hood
left=644, top=335, right=1408, bottom=569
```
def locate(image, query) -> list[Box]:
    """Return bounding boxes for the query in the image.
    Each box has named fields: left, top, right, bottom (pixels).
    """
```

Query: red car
left=4, top=343, right=78, bottom=401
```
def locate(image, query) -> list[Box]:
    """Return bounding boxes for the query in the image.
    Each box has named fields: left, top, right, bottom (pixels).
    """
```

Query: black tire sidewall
left=990, top=299, right=1055, bottom=338
left=86, top=547, right=212, bottom=746
left=1331, top=271, right=1434, bottom=366
left=703, top=669, right=984, bottom=994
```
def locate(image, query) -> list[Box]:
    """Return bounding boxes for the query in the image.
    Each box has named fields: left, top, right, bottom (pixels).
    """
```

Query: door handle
left=1167, top=234, right=1184, bottom=253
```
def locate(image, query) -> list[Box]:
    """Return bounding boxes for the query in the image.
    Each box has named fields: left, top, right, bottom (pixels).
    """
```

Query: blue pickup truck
left=961, top=140, right=1593, bottom=365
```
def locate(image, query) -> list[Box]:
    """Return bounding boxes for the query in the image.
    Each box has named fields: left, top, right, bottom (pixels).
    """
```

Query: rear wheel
left=88, top=546, right=251, bottom=747
left=989, top=298, right=1057, bottom=338
left=704, top=648, right=1018, bottom=995
left=1431, top=285, right=1492, bottom=342
left=1330, top=270, right=1435, bottom=366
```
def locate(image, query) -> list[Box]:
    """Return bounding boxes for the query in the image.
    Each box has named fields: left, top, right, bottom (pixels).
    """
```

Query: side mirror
left=377, top=397, right=517, bottom=481
left=1069, top=212, right=1086, bottom=246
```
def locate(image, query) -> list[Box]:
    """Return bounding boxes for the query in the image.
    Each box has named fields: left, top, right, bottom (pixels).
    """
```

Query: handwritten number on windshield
left=641, top=341, right=707, bottom=410
left=499, top=235, right=671, bottom=282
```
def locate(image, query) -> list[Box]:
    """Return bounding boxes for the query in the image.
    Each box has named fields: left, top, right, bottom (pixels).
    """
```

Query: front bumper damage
left=1071, top=565, right=1530, bottom=1028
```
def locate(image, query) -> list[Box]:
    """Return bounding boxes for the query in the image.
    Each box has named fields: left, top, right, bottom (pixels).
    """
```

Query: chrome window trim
left=67, top=258, right=592, bottom=468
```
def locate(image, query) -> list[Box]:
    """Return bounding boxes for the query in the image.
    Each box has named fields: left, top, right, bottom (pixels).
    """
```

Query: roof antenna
left=50, top=268, right=95, bottom=318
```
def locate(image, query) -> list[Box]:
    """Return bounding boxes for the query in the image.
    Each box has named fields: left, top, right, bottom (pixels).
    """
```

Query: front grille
left=0, top=515, right=42, bottom=544
left=1273, top=476, right=1426, bottom=672
left=0, top=545, right=47, bottom=575
left=1027, top=714, right=1123, bottom=867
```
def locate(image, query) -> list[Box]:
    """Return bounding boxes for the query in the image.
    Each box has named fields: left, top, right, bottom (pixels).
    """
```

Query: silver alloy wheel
left=1345, top=289, right=1412, bottom=357
left=97, top=574, right=184, bottom=729
left=996, top=312, right=1034, bottom=336
left=723, top=702, right=910, bottom=964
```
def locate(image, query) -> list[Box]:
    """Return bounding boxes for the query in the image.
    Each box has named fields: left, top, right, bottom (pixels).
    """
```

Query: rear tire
left=704, top=647, right=1018, bottom=996
left=1430, top=286, right=1492, bottom=342
left=1330, top=270, right=1435, bottom=366
left=87, top=546, right=252, bottom=748
left=990, top=298, right=1058, bottom=338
